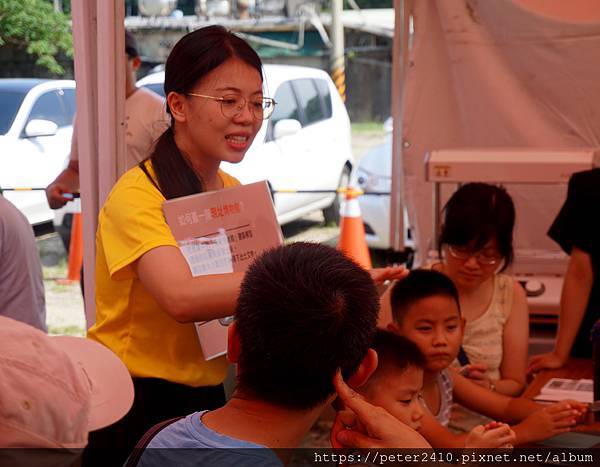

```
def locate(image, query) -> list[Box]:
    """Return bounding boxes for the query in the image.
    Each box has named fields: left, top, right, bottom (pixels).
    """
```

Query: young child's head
left=359, top=330, right=426, bottom=431
left=389, top=270, right=463, bottom=373
left=439, top=183, right=515, bottom=287
left=232, top=242, right=379, bottom=410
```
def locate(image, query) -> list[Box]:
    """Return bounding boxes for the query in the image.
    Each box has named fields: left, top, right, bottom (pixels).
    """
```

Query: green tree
left=0, top=0, right=73, bottom=74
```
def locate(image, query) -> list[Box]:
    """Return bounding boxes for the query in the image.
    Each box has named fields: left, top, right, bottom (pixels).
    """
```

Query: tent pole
left=389, top=0, right=411, bottom=258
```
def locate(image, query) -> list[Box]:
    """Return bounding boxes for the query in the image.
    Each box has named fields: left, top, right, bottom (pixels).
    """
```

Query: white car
left=352, top=118, right=413, bottom=251
left=137, top=64, right=353, bottom=225
left=0, top=79, right=75, bottom=226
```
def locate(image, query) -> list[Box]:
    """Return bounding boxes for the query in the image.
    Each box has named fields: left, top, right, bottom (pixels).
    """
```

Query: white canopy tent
left=390, top=0, right=600, bottom=266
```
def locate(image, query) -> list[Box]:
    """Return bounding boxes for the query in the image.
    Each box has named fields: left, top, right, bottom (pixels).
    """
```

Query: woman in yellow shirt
left=85, top=25, right=275, bottom=462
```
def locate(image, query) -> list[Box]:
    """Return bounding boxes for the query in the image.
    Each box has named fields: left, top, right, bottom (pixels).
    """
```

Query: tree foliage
left=0, top=0, right=73, bottom=74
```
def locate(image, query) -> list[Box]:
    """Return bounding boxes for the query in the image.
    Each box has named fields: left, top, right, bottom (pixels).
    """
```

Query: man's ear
left=131, top=56, right=142, bottom=72
left=347, top=348, right=378, bottom=389
left=167, top=91, right=187, bottom=124
left=460, top=317, right=466, bottom=334
left=227, top=322, right=240, bottom=364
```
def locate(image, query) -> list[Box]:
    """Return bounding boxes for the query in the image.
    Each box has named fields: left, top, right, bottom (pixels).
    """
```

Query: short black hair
left=390, top=269, right=460, bottom=324
left=235, top=242, right=379, bottom=410
left=439, top=183, right=515, bottom=271
left=125, top=30, right=138, bottom=58
left=371, top=329, right=426, bottom=377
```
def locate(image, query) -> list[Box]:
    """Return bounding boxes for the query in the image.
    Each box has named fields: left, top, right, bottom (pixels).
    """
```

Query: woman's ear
left=167, top=91, right=187, bottom=124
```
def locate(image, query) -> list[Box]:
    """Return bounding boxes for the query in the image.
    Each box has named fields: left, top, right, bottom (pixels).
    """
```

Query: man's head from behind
left=358, top=329, right=426, bottom=431
left=231, top=242, right=379, bottom=410
left=125, top=30, right=141, bottom=92
left=388, top=269, right=463, bottom=372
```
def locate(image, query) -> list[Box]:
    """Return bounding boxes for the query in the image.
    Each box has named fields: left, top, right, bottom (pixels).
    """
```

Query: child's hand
left=518, top=401, right=581, bottom=443
left=465, top=422, right=515, bottom=448
left=560, top=400, right=588, bottom=422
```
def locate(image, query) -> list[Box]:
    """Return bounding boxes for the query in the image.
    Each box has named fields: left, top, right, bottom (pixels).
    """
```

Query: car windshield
left=0, top=90, right=26, bottom=135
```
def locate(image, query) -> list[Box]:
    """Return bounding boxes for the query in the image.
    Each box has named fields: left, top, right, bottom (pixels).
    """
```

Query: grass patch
left=42, top=261, right=68, bottom=281
left=48, top=325, right=85, bottom=337
left=351, top=121, right=385, bottom=133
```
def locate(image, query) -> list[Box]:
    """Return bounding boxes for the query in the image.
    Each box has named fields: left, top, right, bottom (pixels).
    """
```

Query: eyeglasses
left=447, top=245, right=501, bottom=266
left=186, top=93, right=276, bottom=120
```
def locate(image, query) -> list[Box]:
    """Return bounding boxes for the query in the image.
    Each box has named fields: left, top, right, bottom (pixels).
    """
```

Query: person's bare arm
left=46, top=162, right=80, bottom=209
left=528, top=247, right=593, bottom=373
left=134, top=245, right=244, bottom=323
left=453, top=371, right=528, bottom=422
left=453, top=372, right=584, bottom=445
left=495, top=281, right=528, bottom=395
left=418, top=412, right=468, bottom=448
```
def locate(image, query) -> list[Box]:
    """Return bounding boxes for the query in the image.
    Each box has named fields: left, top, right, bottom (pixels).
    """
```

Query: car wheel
left=322, top=165, right=351, bottom=226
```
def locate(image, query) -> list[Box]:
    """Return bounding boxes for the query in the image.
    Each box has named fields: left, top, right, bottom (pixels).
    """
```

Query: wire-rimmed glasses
left=186, top=93, right=276, bottom=120
left=447, top=245, right=501, bottom=266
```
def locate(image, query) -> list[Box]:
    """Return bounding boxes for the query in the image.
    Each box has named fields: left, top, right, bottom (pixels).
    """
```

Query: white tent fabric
left=398, top=0, right=600, bottom=267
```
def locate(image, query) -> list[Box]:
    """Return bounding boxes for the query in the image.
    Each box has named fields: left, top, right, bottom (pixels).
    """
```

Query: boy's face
left=361, top=365, right=424, bottom=431
left=391, top=295, right=463, bottom=372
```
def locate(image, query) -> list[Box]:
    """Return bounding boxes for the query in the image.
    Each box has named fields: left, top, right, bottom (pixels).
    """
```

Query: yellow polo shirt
left=88, top=162, right=240, bottom=387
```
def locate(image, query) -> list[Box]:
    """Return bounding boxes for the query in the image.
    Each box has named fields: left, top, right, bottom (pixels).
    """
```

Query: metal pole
left=330, top=0, right=345, bottom=101
left=389, top=0, right=410, bottom=255
left=432, top=182, right=440, bottom=252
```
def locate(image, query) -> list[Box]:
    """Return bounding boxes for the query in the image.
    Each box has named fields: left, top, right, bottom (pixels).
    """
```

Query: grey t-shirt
left=0, top=196, right=46, bottom=331
left=138, top=411, right=283, bottom=467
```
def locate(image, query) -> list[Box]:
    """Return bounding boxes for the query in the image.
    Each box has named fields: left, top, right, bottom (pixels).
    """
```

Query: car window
left=314, top=79, right=332, bottom=119
left=28, top=91, right=70, bottom=128
left=292, top=79, right=324, bottom=126
left=61, top=88, right=77, bottom=123
left=271, top=82, right=300, bottom=126
left=0, top=90, right=26, bottom=135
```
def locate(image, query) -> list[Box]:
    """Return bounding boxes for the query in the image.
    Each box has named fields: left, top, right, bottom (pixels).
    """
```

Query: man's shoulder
left=128, top=86, right=164, bottom=106
left=0, top=196, right=28, bottom=228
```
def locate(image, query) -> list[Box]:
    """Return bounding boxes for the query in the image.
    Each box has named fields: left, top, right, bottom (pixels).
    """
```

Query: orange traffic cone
left=337, top=189, right=372, bottom=269
left=65, top=213, right=83, bottom=282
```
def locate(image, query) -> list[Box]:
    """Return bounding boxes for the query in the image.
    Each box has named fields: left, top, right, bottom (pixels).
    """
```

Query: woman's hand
left=527, top=352, right=567, bottom=375
left=460, top=363, right=493, bottom=389
left=369, top=266, right=408, bottom=285
left=331, top=371, right=430, bottom=448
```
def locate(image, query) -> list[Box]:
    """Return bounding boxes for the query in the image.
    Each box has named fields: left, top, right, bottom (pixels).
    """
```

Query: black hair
left=234, top=242, right=380, bottom=410
left=371, top=329, right=426, bottom=377
left=390, top=269, right=460, bottom=324
left=438, top=183, right=515, bottom=271
left=149, top=25, right=263, bottom=200
left=125, top=30, right=138, bottom=58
